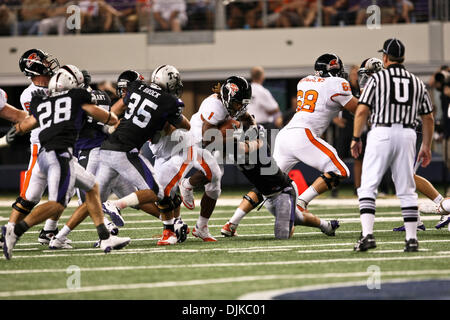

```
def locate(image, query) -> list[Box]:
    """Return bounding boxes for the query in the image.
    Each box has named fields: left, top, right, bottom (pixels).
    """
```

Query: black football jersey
left=29, top=88, right=93, bottom=151
left=74, top=90, right=111, bottom=154
left=234, top=140, right=291, bottom=196
left=101, top=80, right=183, bottom=152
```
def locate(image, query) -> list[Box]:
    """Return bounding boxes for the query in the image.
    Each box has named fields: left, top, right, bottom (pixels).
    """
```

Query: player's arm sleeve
left=357, top=77, right=376, bottom=109
left=419, top=86, right=433, bottom=115
left=201, top=104, right=226, bottom=126
left=330, top=79, right=353, bottom=107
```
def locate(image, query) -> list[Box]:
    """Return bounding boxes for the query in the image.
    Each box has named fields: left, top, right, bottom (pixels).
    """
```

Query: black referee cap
left=378, top=38, right=405, bottom=58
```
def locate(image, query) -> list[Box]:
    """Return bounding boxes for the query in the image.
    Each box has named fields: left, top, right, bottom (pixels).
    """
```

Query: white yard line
left=5, top=241, right=450, bottom=260
left=0, top=269, right=449, bottom=298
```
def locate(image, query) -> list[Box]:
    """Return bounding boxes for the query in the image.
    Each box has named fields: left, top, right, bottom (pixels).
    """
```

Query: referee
left=350, top=38, right=435, bottom=252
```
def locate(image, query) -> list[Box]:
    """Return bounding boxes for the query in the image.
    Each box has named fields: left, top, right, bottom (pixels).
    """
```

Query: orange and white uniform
left=19, top=83, right=48, bottom=202
left=273, top=75, right=352, bottom=177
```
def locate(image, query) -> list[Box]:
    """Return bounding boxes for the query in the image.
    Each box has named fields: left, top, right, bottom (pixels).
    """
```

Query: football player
left=273, top=54, right=359, bottom=211
left=222, top=124, right=339, bottom=239
left=359, top=58, right=448, bottom=231
left=1, top=49, right=63, bottom=248
left=2, top=65, right=130, bottom=259
left=94, top=68, right=191, bottom=245
left=180, top=76, right=255, bottom=242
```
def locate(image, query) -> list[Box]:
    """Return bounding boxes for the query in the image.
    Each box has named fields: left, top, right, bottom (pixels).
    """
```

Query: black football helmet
left=220, top=76, right=252, bottom=119
left=116, top=70, right=144, bottom=97
left=314, top=53, right=347, bottom=79
left=19, top=49, right=59, bottom=78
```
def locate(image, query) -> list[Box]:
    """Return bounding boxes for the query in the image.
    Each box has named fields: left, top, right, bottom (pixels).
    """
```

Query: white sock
left=229, top=208, right=247, bottom=225
left=44, top=219, right=58, bottom=231
left=115, top=192, right=139, bottom=210
left=299, top=186, right=319, bottom=205
left=361, top=214, right=375, bottom=236
left=433, top=194, right=444, bottom=204
left=183, top=178, right=194, bottom=189
left=7, top=222, right=15, bottom=227
left=404, top=221, right=417, bottom=241
left=197, top=216, right=209, bottom=228
left=57, top=225, right=71, bottom=239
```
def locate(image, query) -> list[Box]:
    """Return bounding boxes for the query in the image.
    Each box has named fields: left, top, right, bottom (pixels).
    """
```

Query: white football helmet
left=48, top=64, right=84, bottom=95
left=151, top=65, right=183, bottom=98
left=358, top=57, right=383, bottom=89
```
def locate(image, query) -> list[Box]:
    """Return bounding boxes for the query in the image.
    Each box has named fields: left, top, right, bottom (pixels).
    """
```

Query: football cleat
left=221, top=221, right=238, bottom=237
left=157, top=229, right=178, bottom=246
left=174, top=218, right=189, bottom=243
left=106, top=220, right=119, bottom=236
left=393, top=222, right=426, bottom=232
left=419, top=203, right=439, bottom=214
left=353, top=233, right=376, bottom=252
left=99, top=235, right=130, bottom=253
left=2, top=225, right=18, bottom=260
left=179, top=178, right=195, bottom=210
left=49, top=236, right=73, bottom=249
left=404, top=238, right=419, bottom=252
left=38, top=228, right=59, bottom=245
left=321, top=220, right=340, bottom=236
left=192, top=224, right=217, bottom=242
left=102, top=200, right=125, bottom=227
left=435, top=215, right=450, bottom=229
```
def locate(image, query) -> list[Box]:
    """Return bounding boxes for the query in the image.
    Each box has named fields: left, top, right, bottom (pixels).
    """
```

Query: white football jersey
left=190, top=94, right=230, bottom=145
left=20, top=83, right=48, bottom=145
left=0, top=88, right=7, bottom=111
left=149, top=128, right=192, bottom=161
left=285, top=75, right=353, bottom=136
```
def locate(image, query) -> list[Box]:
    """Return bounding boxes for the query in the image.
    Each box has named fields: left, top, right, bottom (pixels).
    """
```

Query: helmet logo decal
left=227, top=83, right=239, bottom=97
left=329, top=59, right=339, bottom=69
left=26, top=53, right=39, bottom=68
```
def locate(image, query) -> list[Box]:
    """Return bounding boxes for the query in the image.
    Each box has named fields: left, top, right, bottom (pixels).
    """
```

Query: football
left=218, top=119, right=241, bottom=138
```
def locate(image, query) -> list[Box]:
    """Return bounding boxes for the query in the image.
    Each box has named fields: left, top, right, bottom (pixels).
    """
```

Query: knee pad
left=12, top=196, right=37, bottom=216
left=157, top=196, right=175, bottom=213
left=243, top=189, right=264, bottom=209
left=320, top=171, right=341, bottom=190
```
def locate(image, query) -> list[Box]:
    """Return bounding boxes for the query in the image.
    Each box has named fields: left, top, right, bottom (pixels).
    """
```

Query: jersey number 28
left=37, top=97, right=71, bottom=129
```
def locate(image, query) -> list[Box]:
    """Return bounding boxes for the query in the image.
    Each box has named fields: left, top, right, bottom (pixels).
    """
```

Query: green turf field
left=0, top=199, right=449, bottom=300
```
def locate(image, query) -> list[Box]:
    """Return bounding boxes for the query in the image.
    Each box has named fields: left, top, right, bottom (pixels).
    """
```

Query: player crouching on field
left=1, top=65, right=131, bottom=259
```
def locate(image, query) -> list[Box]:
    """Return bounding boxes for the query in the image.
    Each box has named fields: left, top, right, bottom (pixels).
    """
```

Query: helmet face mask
left=151, top=65, right=183, bottom=98
left=220, top=76, right=252, bottom=119
left=19, top=49, right=60, bottom=78
left=116, top=70, right=144, bottom=98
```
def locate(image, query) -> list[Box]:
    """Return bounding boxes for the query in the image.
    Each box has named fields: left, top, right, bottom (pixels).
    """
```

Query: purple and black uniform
left=97, top=81, right=183, bottom=202
left=28, top=88, right=97, bottom=206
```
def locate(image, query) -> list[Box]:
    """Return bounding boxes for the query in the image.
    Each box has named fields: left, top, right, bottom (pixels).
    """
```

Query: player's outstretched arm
left=0, top=104, right=28, bottom=123
left=343, top=96, right=359, bottom=114
left=417, top=112, right=435, bottom=168
left=110, top=98, right=127, bottom=118
left=82, top=104, right=118, bottom=126
left=15, top=115, right=38, bottom=134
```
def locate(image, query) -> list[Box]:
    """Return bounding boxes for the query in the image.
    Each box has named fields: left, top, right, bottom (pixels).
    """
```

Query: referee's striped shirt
left=359, top=64, right=433, bottom=126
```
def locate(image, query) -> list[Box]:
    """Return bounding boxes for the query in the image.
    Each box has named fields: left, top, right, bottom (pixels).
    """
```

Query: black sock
left=164, top=224, right=175, bottom=232
left=14, top=221, right=29, bottom=237
left=96, top=223, right=110, bottom=240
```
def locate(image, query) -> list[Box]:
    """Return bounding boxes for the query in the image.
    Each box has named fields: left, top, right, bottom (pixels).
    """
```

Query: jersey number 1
left=125, top=92, right=158, bottom=128
left=296, top=90, right=318, bottom=113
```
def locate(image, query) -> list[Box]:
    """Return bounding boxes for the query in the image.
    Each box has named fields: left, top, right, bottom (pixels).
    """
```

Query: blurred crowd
left=0, top=0, right=432, bottom=36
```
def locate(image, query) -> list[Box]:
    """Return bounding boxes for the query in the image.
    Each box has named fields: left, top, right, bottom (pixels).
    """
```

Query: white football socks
left=361, top=214, right=375, bottom=237
left=115, top=192, right=139, bottom=210
left=404, top=221, right=417, bottom=241
left=43, top=219, right=58, bottom=231
left=197, top=216, right=209, bottom=228
left=229, top=208, right=247, bottom=225
left=299, top=186, right=319, bottom=205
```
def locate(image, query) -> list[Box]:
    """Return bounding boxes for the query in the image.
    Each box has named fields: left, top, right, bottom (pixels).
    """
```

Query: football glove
left=31, top=89, right=47, bottom=99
